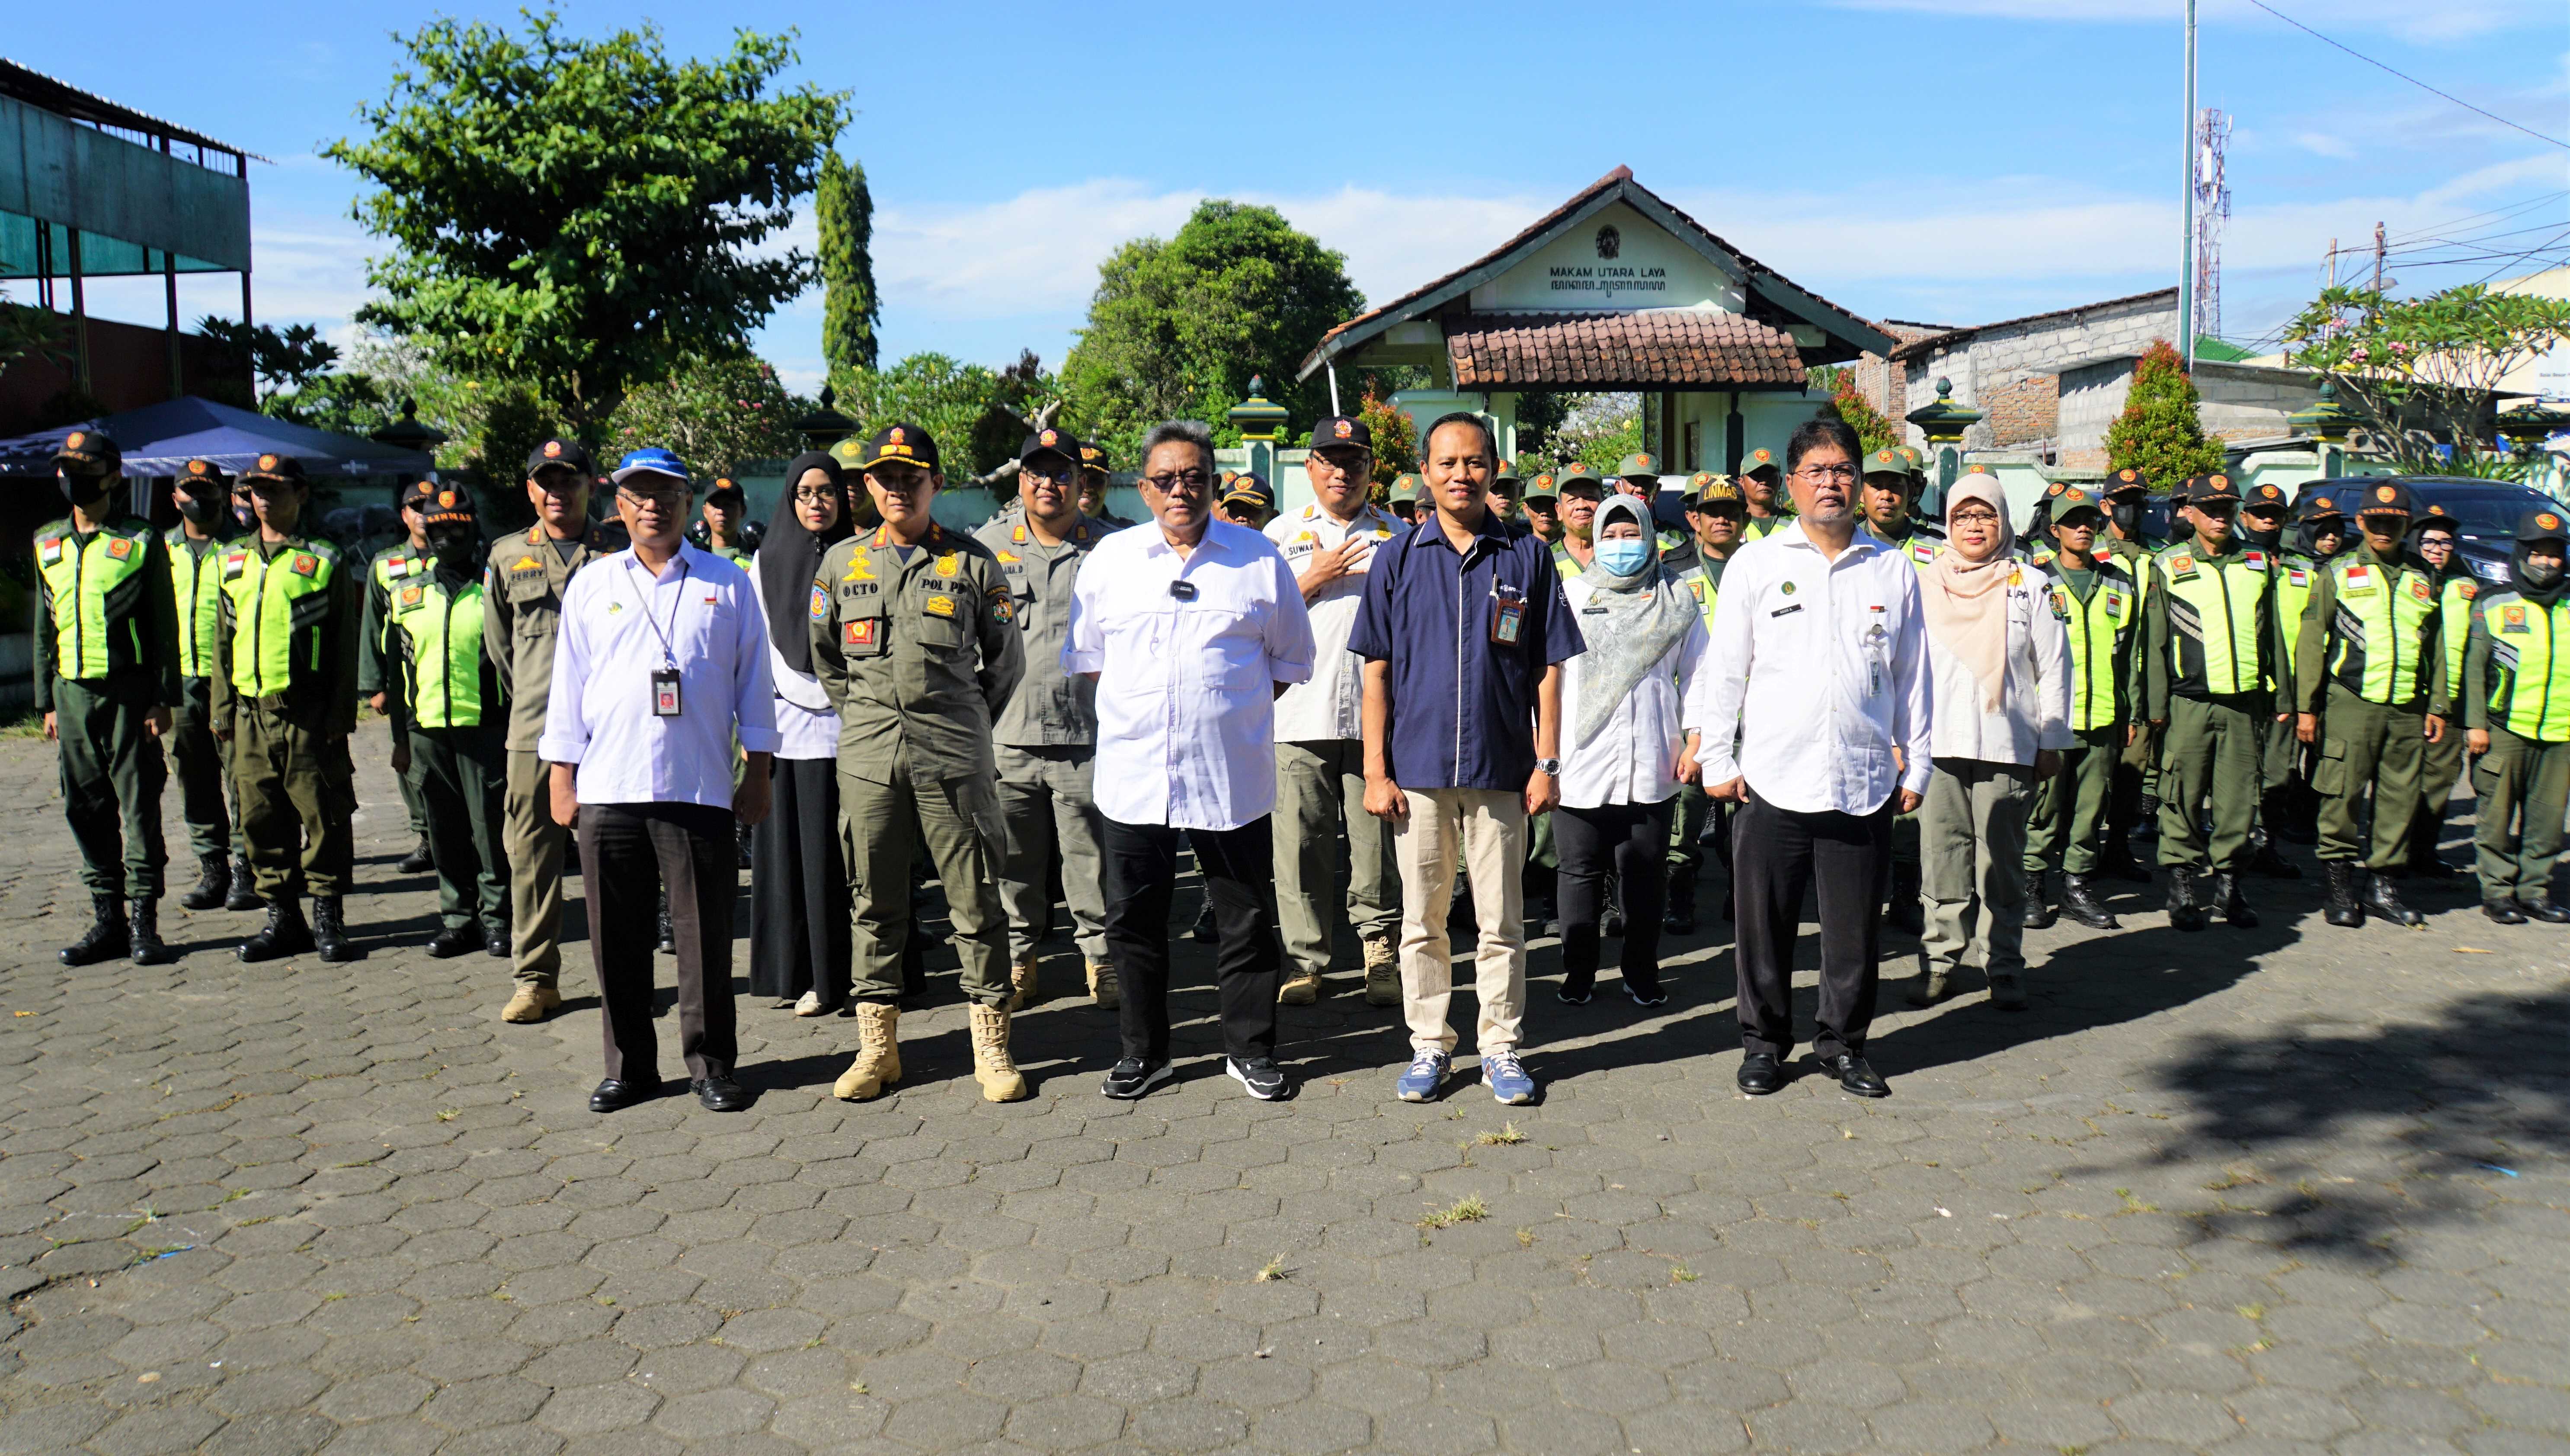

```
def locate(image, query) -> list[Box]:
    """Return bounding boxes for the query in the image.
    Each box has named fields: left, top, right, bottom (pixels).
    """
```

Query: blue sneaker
left=1394, top=1049, right=1449, bottom=1102
left=1483, top=1050, right=1536, bottom=1105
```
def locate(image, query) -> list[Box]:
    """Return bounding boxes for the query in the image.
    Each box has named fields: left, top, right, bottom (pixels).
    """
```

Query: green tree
left=195, top=318, right=341, bottom=404
left=268, top=373, right=397, bottom=437
left=833, top=351, right=1059, bottom=482
left=0, top=289, right=67, bottom=375
left=1810, top=367, right=1900, bottom=456
left=1354, top=378, right=1417, bottom=492
left=607, top=354, right=810, bottom=478
left=1062, top=200, right=1363, bottom=463
left=2283, top=283, right=2570, bottom=475
left=2104, top=340, right=2225, bottom=487
left=324, top=10, right=848, bottom=436
left=816, top=151, right=880, bottom=377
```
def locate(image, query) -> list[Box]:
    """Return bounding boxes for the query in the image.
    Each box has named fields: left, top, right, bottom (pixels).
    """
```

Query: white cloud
left=2293, top=131, right=2358, bottom=160
left=1821, top=0, right=2541, bottom=44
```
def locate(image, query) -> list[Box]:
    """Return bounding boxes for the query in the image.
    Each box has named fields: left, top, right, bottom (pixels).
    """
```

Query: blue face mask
left=1597, top=538, right=1651, bottom=576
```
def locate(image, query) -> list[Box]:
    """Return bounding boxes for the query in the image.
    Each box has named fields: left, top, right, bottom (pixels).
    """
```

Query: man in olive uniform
left=1664, top=475, right=1745, bottom=931
left=1866, top=450, right=1937, bottom=931
left=2269, top=490, right=2349, bottom=847
left=2098, top=466, right=2163, bottom=884
left=811, top=423, right=1029, bottom=1104
left=2462, top=508, right=2570, bottom=923
left=2144, top=473, right=2273, bottom=931
left=485, top=437, right=624, bottom=1021
left=1613, top=452, right=1684, bottom=554
left=386, top=488, right=511, bottom=957
left=2227, top=480, right=2306, bottom=882
left=1737, top=448, right=1791, bottom=540
left=1553, top=463, right=1602, bottom=575
left=37, top=430, right=182, bottom=966
left=1488, top=464, right=1523, bottom=525
left=1076, top=443, right=1134, bottom=529
left=214, top=453, right=364, bottom=962
left=168, top=458, right=251, bottom=913
left=358, top=480, right=438, bottom=877
left=2020, top=486, right=2139, bottom=930
left=2404, top=508, right=2474, bottom=882
left=1386, top=473, right=1422, bottom=526
left=1522, top=476, right=1563, bottom=546
left=2294, top=480, right=2445, bottom=929
left=695, top=478, right=752, bottom=561
left=975, top=427, right=1117, bottom=1011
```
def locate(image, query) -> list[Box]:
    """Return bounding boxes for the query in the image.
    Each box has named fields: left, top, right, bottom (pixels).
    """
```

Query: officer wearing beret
left=38, top=430, right=182, bottom=966
left=811, top=423, right=1030, bottom=1103
left=485, top=437, right=626, bottom=1021
left=2405, top=506, right=2475, bottom=884
left=2461, top=508, right=2570, bottom=923
left=168, top=458, right=253, bottom=915
left=358, top=479, right=439, bottom=879
left=2144, top=473, right=2274, bottom=931
left=2294, top=479, right=2445, bottom=929
left=1737, top=448, right=1791, bottom=540
left=385, top=488, right=511, bottom=957
left=1076, top=442, right=1134, bottom=529
left=2019, top=485, right=2141, bottom=932
left=214, top=453, right=365, bottom=962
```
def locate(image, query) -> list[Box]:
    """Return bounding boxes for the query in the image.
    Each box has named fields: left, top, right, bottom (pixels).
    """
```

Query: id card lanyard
left=625, top=557, right=691, bottom=716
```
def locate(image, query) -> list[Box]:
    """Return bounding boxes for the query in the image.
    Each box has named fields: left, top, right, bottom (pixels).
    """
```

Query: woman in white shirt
left=1911, top=473, right=2073, bottom=1011
left=747, top=453, right=855, bottom=1014
left=1554, top=494, right=1708, bottom=1006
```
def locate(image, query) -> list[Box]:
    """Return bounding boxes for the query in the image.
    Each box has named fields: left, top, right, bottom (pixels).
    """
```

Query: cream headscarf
left=1920, top=474, right=2015, bottom=715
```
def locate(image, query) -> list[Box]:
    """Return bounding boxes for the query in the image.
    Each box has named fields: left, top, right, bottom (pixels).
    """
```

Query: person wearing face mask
left=2462, top=508, right=2570, bottom=923
left=167, top=459, right=254, bottom=916
left=358, top=481, right=441, bottom=880
left=2231, top=482, right=2306, bottom=884
left=229, top=476, right=258, bottom=537
left=36, top=430, right=182, bottom=967
left=1551, top=495, right=1707, bottom=1007
left=383, top=489, right=511, bottom=958
left=2018, top=486, right=2140, bottom=933
left=2099, top=467, right=2164, bottom=879
left=2145, top=473, right=2276, bottom=932
left=2404, top=509, right=2474, bottom=885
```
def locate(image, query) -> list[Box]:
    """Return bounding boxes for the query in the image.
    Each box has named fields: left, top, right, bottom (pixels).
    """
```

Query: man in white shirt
left=1266, top=415, right=1406, bottom=1007
left=541, top=448, right=778, bottom=1114
left=1065, top=420, right=1316, bottom=1102
left=1696, top=419, right=1931, bottom=1100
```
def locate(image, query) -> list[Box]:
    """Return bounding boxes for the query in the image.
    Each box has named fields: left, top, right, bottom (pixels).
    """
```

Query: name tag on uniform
left=651, top=668, right=682, bottom=717
left=1490, top=583, right=1526, bottom=645
left=1770, top=603, right=1803, bottom=618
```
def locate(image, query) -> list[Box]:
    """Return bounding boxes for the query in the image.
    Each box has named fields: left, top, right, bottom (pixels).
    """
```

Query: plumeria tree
left=2283, top=284, right=2570, bottom=475
left=605, top=355, right=808, bottom=477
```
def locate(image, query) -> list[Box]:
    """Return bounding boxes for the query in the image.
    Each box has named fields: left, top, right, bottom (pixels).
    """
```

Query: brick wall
left=1983, top=374, right=2060, bottom=447
left=1901, top=291, right=2181, bottom=457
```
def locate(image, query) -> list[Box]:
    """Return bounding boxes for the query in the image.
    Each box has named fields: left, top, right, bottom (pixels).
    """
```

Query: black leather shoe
left=2323, top=861, right=2365, bottom=928
left=397, top=835, right=435, bottom=875
left=589, top=1078, right=657, bottom=1112
left=223, top=855, right=262, bottom=912
left=691, top=1075, right=748, bottom=1112
left=2360, top=870, right=2426, bottom=928
left=1815, top=1052, right=1890, bottom=1098
left=2519, top=895, right=2570, bottom=924
left=426, top=924, right=481, bottom=958
left=2059, top=874, right=2120, bottom=930
left=2483, top=899, right=2528, bottom=925
left=484, top=921, right=512, bottom=958
left=1736, top=1052, right=1782, bottom=1096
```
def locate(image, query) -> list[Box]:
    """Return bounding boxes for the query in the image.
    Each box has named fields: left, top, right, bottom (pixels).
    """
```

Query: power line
left=2244, top=0, right=2570, bottom=152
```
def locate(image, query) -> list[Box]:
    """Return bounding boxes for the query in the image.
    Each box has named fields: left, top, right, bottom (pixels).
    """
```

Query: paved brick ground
left=0, top=721, right=2563, bottom=1455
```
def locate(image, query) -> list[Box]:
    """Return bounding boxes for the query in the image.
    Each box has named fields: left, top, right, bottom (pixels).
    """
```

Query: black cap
left=1310, top=415, right=1373, bottom=452
left=2296, top=488, right=2347, bottom=523
left=1221, top=473, right=1275, bottom=514
left=398, top=478, right=438, bottom=511
left=525, top=437, right=594, bottom=476
left=2240, top=480, right=2291, bottom=515
left=242, top=453, right=308, bottom=486
left=2351, top=480, right=2415, bottom=518
left=1020, top=425, right=1079, bottom=467
left=2517, top=506, right=2568, bottom=543
left=859, top=422, right=941, bottom=472
left=1077, top=441, right=1112, bottom=475
left=2411, top=503, right=2459, bottom=536
left=176, top=458, right=230, bottom=493
left=54, top=428, right=120, bottom=475
left=706, top=476, right=747, bottom=504
left=419, top=485, right=477, bottom=527
left=2105, top=466, right=2151, bottom=496
left=2182, top=473, right=2240, bottom=505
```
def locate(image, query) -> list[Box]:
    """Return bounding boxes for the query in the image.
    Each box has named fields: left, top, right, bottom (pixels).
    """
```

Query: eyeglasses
left=1142, top=470, right=1212, bottom=493
left=621, top=487, right=689, bottom=508
left=1795, top=464, right=1859, bottom=483
left=791, top=487, right=839, bottom=505
left=1021, top=463, right=1075, bottom=484
left=1947, top=508, right=2001, bottom=525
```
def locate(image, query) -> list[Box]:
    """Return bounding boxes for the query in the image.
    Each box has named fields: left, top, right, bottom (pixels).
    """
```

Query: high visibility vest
left=35, top=520, right=156, bottom=681
left=1675, top=561, right=1720, bottom=626
left=389, top=575, right=488, bottom=729
left=1552, top=541, right=1586, bottom=580
left=2157, top=542, right=2268, bottom=696
left=221, top=540, right=342, bottom=699
left=2325, top=556, right=2438, bottom=706
left=2052, top=562, right=2139, bottom=732
left=2274, top=554, right=2322, bottom=655
left=1743, top=515, right=1791, bottom=541
left=2439, top=575, right=2477, bottom=710
left=2478, top=591, right=2570, bottom=741
left=165, top=530, right=227, bottom=680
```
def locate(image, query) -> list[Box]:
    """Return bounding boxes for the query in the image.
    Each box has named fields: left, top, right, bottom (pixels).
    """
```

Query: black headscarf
left=759, top=452, right=852, bottom=674
left=2513, top=533, right=2569, bottom=610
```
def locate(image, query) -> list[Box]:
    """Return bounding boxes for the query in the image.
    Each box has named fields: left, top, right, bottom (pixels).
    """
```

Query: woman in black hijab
left=749, top=452, right=857, bottom=1012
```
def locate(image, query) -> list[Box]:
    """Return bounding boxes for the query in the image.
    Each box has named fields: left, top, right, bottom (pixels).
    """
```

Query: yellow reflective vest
left=2293, top=544, right=2441, bottom=711
left=2436, top=573, right=2477, bottom=716
left=2051, top=559, right=2140, bottom=733
left=220, top=538, right=345, bottom=700
left=31, top=516, right=178, bottom=712
left=2148, top=538, right=2272, bottom=711
left=165, top=529, right=228, bottom=681
left=387, top=573, right=495, bottom=730
left=2465, top=589, right=2570, bottom=742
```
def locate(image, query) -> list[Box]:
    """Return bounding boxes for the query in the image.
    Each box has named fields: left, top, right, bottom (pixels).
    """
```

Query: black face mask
left=2240, top=516, right=2284, bottom=550
left=428, top=526, right=480, bottom=579
left=233, top=502, right=257, bottom=532
left=59, top=471, right=113, bottom=510
left=2109, top=500, right=2141, bottom=536
left=175, top=493, right=216, bottom=526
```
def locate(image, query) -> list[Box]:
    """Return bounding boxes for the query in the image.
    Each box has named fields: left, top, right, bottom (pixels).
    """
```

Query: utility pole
left=2180, top=0, right=2199, bottom=370
left=2372, top=220, right=2387, bottom=293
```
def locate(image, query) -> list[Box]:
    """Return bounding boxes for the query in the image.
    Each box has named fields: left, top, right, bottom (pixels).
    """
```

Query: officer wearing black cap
left=486, top=436, right=624, bottom=1022
left=2019, top=484, right=2141, bottom=932
left=168, top=457, right=252, bottom=915
left=2292, top=478, right=2445, bottom=929
left=358, top=478, right=439, bottom=878
left=214, top=452, right=365, bottom=961
left=695, top=477, right=752, bottom=561
left=2228, top=479, right=2307, bottom=884
left=2461, top=507, right=2570, bottom=923
left=37, top=429, right=182, bottom=967
left=2144, top=471, right=2275, bottom=930
left=1076, top=442, right=1133, bottom=529
left=384, top=487, right=510, bottom=958
left=1218, top=472, right=1277, bottom=530
left=2405, top=505, right=2474, bottom=883
left=2267, top=489, right=2346, bottom=849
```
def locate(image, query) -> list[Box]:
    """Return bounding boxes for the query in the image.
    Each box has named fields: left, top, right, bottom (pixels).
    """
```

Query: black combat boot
left=426, top=923, right=481, bottom=958
left=59, top=894, right=130, bottom=966
left=240, top=899, right=313, bottom=961
left=1662, top=868, right=1698, bottom=936
left=224, top=854, right=262, bottom=912
left=1885, top=862, right=1924, bottom=935
left=313, top=897, right=364, bottom=962
left=2247, top=809, right=2301, bottom=879
left=2060, top=874, right=2120, bottom=929
left=2019, top=869, right=2058, bottom=929
left=2098, top=836, right=2154, bottom=884
left=2322, top=861, right=2365, bottom=928
left=178, top=853, right=230, bottom=912
left=128, top=901, right=174, bottom=965
left=2165, top=870, right=2205, bottom=932
left=397, top=834, right=435, bottom=875
left=2359, top=869, right=2425, bottom=928
left=2212, top=871, right=2258, bottom=928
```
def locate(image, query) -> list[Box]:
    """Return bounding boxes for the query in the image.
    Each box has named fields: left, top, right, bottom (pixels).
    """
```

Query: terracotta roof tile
left=1444, top=312, right=1805, bottom=390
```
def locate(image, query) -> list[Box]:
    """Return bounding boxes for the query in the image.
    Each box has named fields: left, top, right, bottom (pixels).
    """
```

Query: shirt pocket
left=837, top=596, right=890, bottom=660
left=914, top=590, right=972, bottom=654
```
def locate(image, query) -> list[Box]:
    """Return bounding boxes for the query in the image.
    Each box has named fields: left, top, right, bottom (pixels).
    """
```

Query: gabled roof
left=1445, top=313, right=1806, bottom=391
left=1297, top=166, right=1896, bottom=381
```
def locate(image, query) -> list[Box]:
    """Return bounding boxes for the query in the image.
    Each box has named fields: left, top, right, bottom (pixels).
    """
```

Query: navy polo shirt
left=1348, top=509, right=1584, bottom=792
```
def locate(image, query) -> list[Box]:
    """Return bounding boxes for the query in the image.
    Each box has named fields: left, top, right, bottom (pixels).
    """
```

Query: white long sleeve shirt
left=1063, top=520, right=1317, bottom=832
left=1919, top=558, right=2076, bottom=768
left=1557, top=575, right=1709, bottom=809
left=746, top=561, right=842, bottom=761
left=538, top=543, right=779, bottom=807
left=1266, top=501, right=1402, bottom=743
left=1690, top=520, right=1933, bottom=815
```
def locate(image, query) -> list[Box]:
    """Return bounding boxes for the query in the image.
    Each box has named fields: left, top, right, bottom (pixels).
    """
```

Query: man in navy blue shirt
left=1352, top=414, right=1584, bottom=1105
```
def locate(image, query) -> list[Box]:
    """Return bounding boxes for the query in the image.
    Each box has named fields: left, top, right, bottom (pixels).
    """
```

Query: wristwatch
left=1534, top=758, right=1562, bottom=776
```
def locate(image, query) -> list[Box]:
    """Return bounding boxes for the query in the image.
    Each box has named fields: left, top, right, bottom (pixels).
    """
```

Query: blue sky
left=19, top=0, right=2569, bottom=391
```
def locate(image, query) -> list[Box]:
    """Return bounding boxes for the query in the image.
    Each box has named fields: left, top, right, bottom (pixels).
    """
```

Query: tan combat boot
left=1278, top=967, right=1321, bottom=1005
left=968, top=1003, right=1030, bottom=1102
left=1008, top=955, right=1043, bottom=1012
left=1087, top=960, right=1119, bottom=1010
left=501, top=985, right=560, bottom=1024
left=1362, top=936, right=1401, bottom=1007
left=834, top=1002, right=903, bottom=1100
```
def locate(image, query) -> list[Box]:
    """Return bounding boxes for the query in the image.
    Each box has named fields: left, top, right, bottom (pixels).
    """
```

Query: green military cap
left=1389, top=473, right=1422, bottom=502
left=1522, top=472, right=1559, bottom=507
left=1492, top=458, right=1523, bottom=491
left=1614, top=451, right=1660, bottom=484
left=1892, top=444, right=1924, bottom=477
left=828, top=437, right=868, bottom=472
left=2051, top=483, right=2106, bottom=521
left=1862, top=446, right=1910, bottom=480
left=1555, top=462, right=1603, bottom=496
left=1739, top=447, right=1782, bottom=479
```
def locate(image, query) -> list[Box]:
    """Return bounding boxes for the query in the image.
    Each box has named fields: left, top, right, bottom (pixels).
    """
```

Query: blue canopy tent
left=0, top=396, right=435, bottom=480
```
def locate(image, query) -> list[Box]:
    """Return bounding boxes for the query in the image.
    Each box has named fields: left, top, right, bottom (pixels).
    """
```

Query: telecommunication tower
left=2193, top=108, right=2232, bottom=346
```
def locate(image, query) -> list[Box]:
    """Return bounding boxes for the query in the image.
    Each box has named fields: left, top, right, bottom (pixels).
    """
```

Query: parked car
left=2299, top=475, right=2560, bottom=585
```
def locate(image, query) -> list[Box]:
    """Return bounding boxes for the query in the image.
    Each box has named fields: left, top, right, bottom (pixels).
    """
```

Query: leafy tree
left=1062, top=201, right=1363, bottom=463
left=1511, top=389, right=1585, bottom=464
left=607, top=354, right=809, bottom=478
left=1354, top=378, right=1417, bottom=492
left=0, top=290, right=68, bottom=375
left=268, top=373, right=398, bottom=437
left=2283, top=283, right=2570, bottom=475
left=817, top=151, right=880, bottom=377
left=2105, top=341, right=2225, bottom=487
left=324, top=10, right=848, bottom=436
left=833, top=351, right=1059, bottom=482
left=1810, top=367, right=1900, bottom=456
left=195, top=318, right=341, bottom=404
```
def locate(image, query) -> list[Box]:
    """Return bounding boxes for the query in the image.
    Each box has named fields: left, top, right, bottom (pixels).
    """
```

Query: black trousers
left=1100, top=816, right=1280, bottom=1064
left=1732, top=791, right=1892, bottom=1061
left=1556, top=799, right=1672, bottom=995
left=747, top=757, right=849, bottom=1004
left=578, top=801, right=738, bottom=1084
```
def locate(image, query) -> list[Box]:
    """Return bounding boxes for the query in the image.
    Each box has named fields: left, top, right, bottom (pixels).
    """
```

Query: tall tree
left=324, top=11, right=847, bottom=436
left=2105, top=341, right=2226, bottom=487
left=2284, top=283, right=2570, bottom=475
left=816, top=151, right=880, bottom=376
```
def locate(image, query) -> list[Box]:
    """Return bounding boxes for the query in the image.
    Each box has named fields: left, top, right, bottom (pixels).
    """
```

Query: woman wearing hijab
left=1911, top=474, right=2073, bottom=1011
left=1552, top=494, right=1709, bottom=1006
left=748, top=453, right=856, bottom=1014
left=2463, top=508, right=2570, bottom=923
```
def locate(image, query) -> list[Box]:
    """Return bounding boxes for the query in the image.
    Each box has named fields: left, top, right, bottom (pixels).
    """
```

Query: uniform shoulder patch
left=105, top=537, right=133, bottom=559
left=399, top=584, right=424, bottom=607
left=2457, top=581, right=2478, bottom=600
left=809, top=582, right=829, bottom=620
left=291, top=554, right=319, bottom=577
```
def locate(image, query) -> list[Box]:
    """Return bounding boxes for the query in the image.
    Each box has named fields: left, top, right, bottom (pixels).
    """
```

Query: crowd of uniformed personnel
left=30, top=416, right=2570, bottom=1050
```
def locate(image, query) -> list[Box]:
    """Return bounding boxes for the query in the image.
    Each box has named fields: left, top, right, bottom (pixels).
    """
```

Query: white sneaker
left=794, top=990, right=829, bottom=1017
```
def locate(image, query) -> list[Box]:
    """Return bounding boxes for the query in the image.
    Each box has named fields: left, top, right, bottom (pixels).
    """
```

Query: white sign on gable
left=1467, top=201, right=1745, bottom=314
